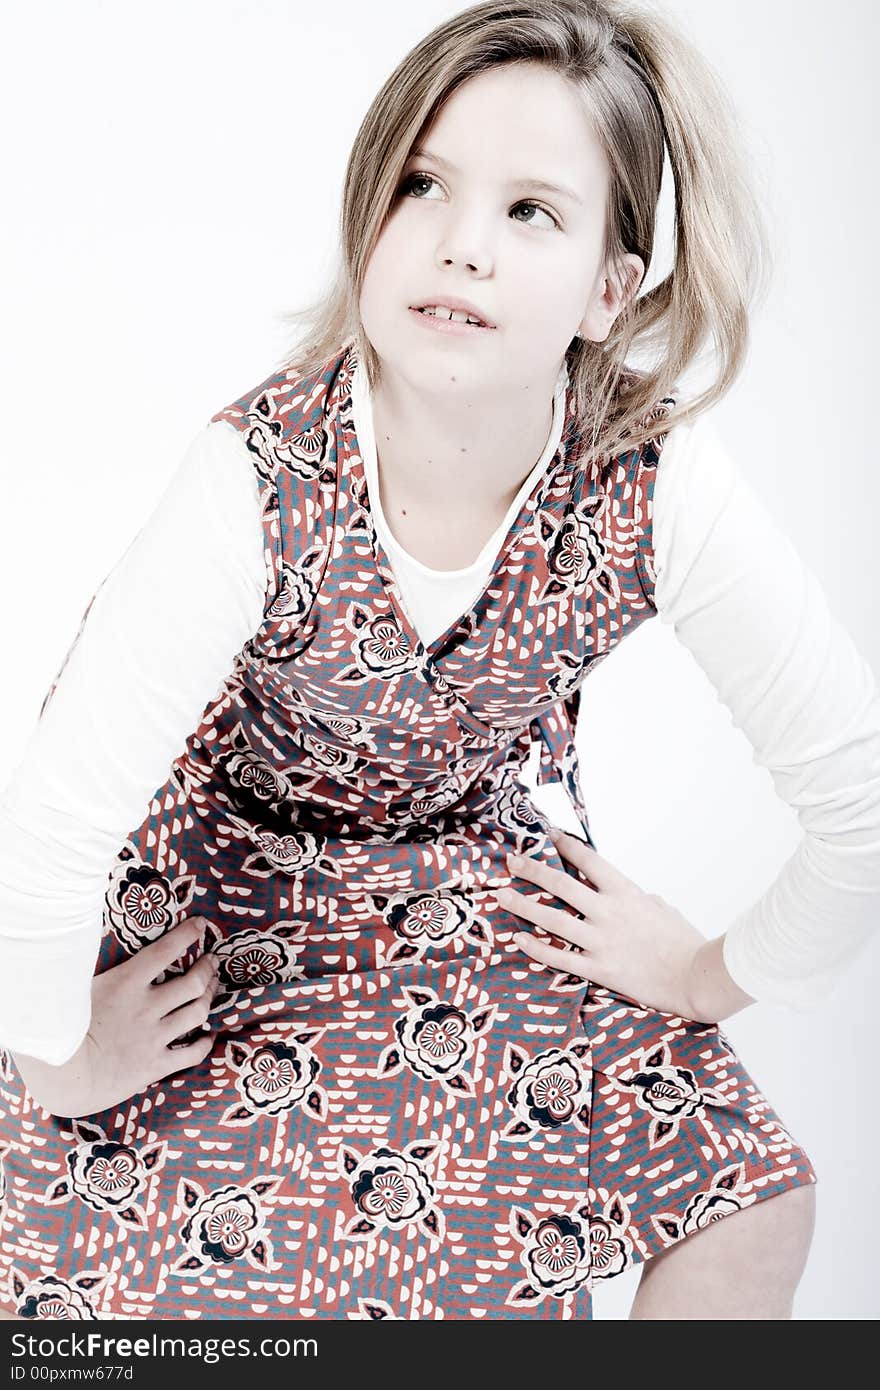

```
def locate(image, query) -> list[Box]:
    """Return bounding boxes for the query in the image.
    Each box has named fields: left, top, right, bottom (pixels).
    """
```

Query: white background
left=1, top=0, right=877, bottom=1319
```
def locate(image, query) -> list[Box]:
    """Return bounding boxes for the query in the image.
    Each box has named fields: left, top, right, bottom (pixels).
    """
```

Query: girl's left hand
left=497, top=828, right=710, bottom=1021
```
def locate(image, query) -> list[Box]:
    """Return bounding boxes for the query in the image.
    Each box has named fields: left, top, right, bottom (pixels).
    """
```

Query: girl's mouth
left=409, top=306, right=495, bottom=335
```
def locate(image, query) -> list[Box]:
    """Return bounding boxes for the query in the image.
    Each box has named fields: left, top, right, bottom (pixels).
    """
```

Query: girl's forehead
left=427, top=62, right=586, bottom=122
left=416, top=66, right=605, bottom=183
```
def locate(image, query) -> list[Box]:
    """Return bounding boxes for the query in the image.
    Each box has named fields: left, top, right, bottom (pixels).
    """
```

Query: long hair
left=274, top=0, right=770, bottom=463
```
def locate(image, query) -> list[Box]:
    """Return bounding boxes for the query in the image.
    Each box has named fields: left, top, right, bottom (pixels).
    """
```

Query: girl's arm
left=0, top=420, right=265, bottom=1066
left=649, top=413, right=880, bottom=1012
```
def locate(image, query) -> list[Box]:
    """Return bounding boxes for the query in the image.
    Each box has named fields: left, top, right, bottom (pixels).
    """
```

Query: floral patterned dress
left=0, top=341, right=817, bottom=1320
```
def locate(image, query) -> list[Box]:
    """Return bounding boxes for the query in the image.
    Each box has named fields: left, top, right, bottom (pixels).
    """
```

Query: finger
left=154, top=953, right=220, bottom=1017
left=135, top=918, right=208, bottom=984
left=497, top=886, right=600, bottom=951
left=158, top=985, right=216, bottom=1046
left=513, top=931, right=593, bottom=980
left=156, top=1031, right=216, bottom=1078
left=549, top=829, right=632, bottom=894
left=507, top=850, right=599, bottom=917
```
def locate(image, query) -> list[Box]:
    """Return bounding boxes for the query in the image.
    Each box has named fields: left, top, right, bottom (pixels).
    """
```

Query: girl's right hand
left=11, top=916, right=222, bottom=1118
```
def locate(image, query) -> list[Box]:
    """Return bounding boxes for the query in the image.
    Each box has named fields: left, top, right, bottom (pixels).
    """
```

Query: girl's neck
left=369, top=364, right=559, bottom=522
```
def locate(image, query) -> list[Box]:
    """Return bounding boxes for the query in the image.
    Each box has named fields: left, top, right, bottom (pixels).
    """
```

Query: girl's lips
left=408, top=307, right=496, bottom=335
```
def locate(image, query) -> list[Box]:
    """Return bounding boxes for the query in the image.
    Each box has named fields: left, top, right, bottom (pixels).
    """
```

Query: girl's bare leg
left=629, top=1182, right=816, bottom=1319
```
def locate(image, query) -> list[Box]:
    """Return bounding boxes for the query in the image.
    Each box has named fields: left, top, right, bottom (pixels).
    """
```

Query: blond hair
left=275, top=0, right=770, bottom=463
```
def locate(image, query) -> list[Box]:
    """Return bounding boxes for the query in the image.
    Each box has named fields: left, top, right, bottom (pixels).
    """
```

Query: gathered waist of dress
left=221, top=777, right=556, bottom=899
left=178, top=718, right=554, bottom=845
left=198, top=823, right=571, bottom=1018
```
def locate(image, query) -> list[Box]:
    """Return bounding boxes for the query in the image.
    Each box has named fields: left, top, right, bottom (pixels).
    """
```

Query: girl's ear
left=578, top=253, right=645, bottom=343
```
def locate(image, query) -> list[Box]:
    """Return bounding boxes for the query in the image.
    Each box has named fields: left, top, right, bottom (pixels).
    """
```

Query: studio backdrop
left=0, top=0, right=876, bottom=1320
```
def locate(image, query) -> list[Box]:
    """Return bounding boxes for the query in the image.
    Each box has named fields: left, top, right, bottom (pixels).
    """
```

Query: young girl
left=0, top=0, right=876, bottom=1321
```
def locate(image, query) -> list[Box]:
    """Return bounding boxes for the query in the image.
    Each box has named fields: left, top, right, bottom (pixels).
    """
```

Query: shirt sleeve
left=649, top=413, right=880, bottom=1011
left=0, top=420, right=266, bottom=1065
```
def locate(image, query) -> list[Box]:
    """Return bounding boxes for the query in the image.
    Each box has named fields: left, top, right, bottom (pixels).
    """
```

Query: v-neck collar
left=347, top=349, right=574, bottom=663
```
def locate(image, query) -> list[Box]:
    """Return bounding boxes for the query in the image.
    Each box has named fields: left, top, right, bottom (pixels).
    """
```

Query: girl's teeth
left=419, top=306, right=484, bottom=326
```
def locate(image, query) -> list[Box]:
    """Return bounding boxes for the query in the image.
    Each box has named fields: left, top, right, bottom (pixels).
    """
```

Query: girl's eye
left=401, top=172, right=442, bottom=201
left=400, top=172, right=559, bottom=230
left=511, top=201, right=559, bottom=231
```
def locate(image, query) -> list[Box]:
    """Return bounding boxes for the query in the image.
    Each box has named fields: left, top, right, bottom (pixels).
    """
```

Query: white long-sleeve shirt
left=1, top=356, right=878, bottom=1065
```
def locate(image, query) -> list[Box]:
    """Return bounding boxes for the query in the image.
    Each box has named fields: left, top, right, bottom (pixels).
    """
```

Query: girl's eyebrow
left=409, top=147, right=584, bottom=206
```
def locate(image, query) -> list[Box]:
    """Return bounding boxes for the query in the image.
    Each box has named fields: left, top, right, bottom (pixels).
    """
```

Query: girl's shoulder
left=207, top=343, right=354, bottom=446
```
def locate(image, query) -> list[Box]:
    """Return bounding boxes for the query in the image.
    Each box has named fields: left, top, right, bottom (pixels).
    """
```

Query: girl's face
left=359, top=62, right=643, bottom=396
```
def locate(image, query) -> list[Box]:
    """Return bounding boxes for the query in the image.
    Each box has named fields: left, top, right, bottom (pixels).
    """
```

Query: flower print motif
left=371, top=887, right=492, bottom=964
left=239, top=388, right=329, bottom=486
left=72, top=1145, right=140, bottom=1207
left=681, top=1180, right=746, bottom=1233
left=589, top=1192, right=638, bottom=1280
left=338, top=1140, right=445, bottom=1244
left=235, top=752, right=294, bottom=803
left=105, top=853, right=197, bottom=954
left=397, top=893, right=468, bottom=949
left=239, top=416, right=280, bottom=488
left=225, top=814, right=343, bottom=880
left=333, top=345, right=357, bottom=403
left=557, top=736, right=590, bottom=822
left=218, top=722, right=300, bottom=814
left=505, top=1202, right=592, bottom=1307
left=0, top=1142, right=9, bottom=1207
left=501, top=1042, right=592, bottom=1139
left=534, top=492, right=611, bottom=603
left=170, top=1174, right=282, bottom=1276
left=386, top=819, right=454, bottom=847
left=267, top=551, right=325, bottom=624
left=381, top=774, right=472, bottom=827
left=220, top=1030, right=329, bottom=1126
left=168, top=741, right=218, bottom=799
left=9, top=1269, right=109, bottom=1320
left=310, top=712, right=378, bottom=753
left=40, top=1119, right=167, bottom=1233
left=342, top=466, right=372, bottom=536
left=335, top=603, right=418, bottom=683
left=489, top=778, right=550, bottom=849
left=347, top=1297, right=402, bottom=1321
left=404, top=772, right=473, bottom=822
left=352, top=613, right=412, bottom=678
left=552, top=512, right=602, bottom=584
left=292, top=728, right=361, bottom=779
left=0, top=1047, right=12, bottom=1081
left=279, top=423, right=332, bottom=480
left=650, top=1161, right=748, bottom=1247
left=211, top=924, right=308, bottom=999
left=616, top=1039, right=728, bottom=1148
left=409, top=1005, right=468, bottom=1066
left=377, top=984, right=498, bottom=1097
left=634, top=394, right=675, bottom=467
left=353, top=1158, right=426, bottom=1226
left=540, top=648, right=599, bottom=705
left=528, top=1217, right=588, bottom=1292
